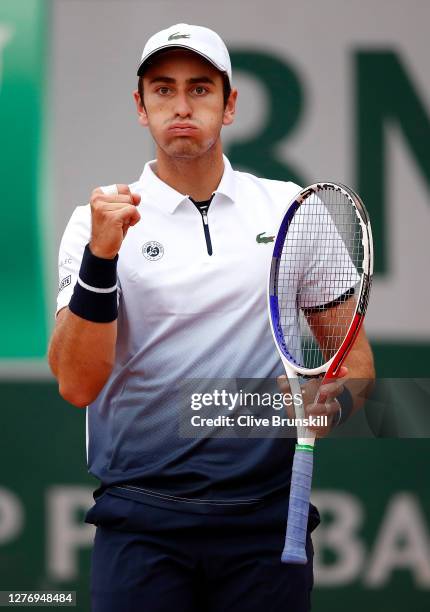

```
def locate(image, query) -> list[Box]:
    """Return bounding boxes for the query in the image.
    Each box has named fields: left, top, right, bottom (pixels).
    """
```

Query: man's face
left=134, top=49, right=236, bottom=159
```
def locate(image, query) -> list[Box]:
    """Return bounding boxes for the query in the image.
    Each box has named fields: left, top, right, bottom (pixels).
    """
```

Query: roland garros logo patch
left=142, top=241, right=164, bottom=261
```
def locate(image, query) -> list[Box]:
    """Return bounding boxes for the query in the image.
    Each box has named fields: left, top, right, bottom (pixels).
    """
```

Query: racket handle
left=281, top=445, right=314, bottom=564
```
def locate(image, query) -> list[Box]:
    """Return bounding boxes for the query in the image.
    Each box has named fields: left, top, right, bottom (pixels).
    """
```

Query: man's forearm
left=48, top=308, right=117, bottom=407
left=342, top=327, right=375, bottom=415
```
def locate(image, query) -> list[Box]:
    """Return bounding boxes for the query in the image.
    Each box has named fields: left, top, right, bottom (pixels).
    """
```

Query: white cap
left=137, top=23, right=232, bottom=84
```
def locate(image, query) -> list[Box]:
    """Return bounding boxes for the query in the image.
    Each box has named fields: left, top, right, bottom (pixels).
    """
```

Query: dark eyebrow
left=148, top=75, right=216, bottom=85
left=187, top=76, right=216, bottom=85
left=148, top=76, right=176, bottom=84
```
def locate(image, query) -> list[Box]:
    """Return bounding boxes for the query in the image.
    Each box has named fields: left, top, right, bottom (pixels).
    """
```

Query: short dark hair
left=137, top=72, right=232, bottom=109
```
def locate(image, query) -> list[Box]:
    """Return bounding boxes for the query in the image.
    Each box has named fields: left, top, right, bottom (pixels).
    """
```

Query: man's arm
left=48, top=184, right=141, bottom=408
left=306, top=297, right=375, bottom=392
left=278, top=298, right=375, bottom=437
left=306, top=295, right=375, bottom=372
left=339, top=325, right=375, bottom=408
left=302, top=298, right=374, bottom=436
left=48, top=307, right=117, bottom=407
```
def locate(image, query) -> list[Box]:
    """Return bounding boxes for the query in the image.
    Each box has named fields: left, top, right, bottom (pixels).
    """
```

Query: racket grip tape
left=281, top=445, right=314, bottom=564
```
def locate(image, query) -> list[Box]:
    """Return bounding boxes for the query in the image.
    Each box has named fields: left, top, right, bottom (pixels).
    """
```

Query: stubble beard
left=162, top=135, right=218, bottom=160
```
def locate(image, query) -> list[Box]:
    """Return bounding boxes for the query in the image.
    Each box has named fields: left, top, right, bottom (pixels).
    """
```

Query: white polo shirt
left=57, top=156, right=307, bottom=512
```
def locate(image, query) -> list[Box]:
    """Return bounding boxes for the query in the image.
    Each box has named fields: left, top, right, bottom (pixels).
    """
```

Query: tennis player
left=48, top=23, right=374, bottom=612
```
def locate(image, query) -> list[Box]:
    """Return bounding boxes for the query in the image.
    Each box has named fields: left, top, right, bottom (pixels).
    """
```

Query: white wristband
left=77, top=276, right=117, bottom=294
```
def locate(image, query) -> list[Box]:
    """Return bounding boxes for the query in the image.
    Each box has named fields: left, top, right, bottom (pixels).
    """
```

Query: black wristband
left=68, top=244, right=119, bottom=323
left=333, top=386, right=354, bottom=427
left=78, top=243, right=118, bottom=288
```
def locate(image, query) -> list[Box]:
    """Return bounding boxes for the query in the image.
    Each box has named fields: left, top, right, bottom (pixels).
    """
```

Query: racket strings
left=276, top=187, right=364, bottom=370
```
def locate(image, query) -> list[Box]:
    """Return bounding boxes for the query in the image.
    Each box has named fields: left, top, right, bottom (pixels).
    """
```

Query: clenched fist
left=89, top=184, right=141, bottom=259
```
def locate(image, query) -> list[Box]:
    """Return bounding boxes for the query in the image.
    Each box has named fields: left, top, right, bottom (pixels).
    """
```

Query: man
left=48, top=23, right=374, bottom=612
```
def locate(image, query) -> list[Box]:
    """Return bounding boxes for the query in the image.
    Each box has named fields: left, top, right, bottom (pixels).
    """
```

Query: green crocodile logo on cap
left=168, top=32, right=191, bottom=41
left=256, top=232, right=275, bottom=244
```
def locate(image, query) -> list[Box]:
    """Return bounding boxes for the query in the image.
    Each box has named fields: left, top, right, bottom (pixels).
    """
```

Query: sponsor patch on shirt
left=58, top=275, right=71, bottom=293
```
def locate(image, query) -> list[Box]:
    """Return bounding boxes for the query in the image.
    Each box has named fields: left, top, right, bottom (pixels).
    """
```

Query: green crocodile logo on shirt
left=168, top=32, right=191, bottom=41
left=256, top=232, right=275, bottom=244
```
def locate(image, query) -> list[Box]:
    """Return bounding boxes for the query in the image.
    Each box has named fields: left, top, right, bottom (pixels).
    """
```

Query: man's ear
left=223, top=88, right=238, bottom=126
left=133, top=89, right=148, bottom=127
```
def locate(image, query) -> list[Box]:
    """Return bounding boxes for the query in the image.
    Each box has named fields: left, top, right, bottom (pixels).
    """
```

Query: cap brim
left=137, top=44, right=230, bottom=82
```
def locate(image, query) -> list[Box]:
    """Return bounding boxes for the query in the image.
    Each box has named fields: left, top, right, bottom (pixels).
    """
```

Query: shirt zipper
left=200, top=208, right=213, bottom=256
left=188, top=195, right=214, bottom=256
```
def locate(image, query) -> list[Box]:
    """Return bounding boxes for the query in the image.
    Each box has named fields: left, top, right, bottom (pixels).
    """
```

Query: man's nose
left=174, top=91, right=192, bottom=117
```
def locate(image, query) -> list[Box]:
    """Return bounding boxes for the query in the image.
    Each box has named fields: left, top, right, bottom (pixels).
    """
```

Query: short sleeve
left=297, top=203, right=360, bottom=309
left=56, top=205, right=91, bottom=316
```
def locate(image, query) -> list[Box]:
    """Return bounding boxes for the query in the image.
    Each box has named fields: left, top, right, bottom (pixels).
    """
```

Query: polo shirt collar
left=139, top=154, right=236, bottom=214
left=215, top=155, right=236, bottom=203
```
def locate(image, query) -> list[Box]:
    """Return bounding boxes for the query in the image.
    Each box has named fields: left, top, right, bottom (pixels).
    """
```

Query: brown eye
left=194, top=86, right=207, bottom=95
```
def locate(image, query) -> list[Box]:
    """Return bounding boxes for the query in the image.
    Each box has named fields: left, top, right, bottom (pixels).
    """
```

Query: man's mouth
left=168, top=123, right=198, bottom=135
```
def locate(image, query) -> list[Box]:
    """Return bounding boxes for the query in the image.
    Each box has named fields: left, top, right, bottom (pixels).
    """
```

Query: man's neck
left=154, top=143, right=224, bottom=201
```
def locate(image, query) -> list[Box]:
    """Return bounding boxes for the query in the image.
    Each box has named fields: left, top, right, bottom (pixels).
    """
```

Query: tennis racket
left=267, top=182, right=373, bottom=564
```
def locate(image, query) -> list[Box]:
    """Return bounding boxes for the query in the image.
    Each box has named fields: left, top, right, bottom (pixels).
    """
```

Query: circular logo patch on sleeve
left=142, top=241, right=164, bottom=261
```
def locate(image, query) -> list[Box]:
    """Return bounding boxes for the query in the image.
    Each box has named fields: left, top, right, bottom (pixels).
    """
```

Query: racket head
left=268, top=182, right=373, bottom=377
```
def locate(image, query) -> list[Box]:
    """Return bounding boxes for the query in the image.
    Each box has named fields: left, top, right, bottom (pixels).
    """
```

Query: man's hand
left=277, top=365, right=348, bottom=438
left=89, top=184, right=141, bottom=259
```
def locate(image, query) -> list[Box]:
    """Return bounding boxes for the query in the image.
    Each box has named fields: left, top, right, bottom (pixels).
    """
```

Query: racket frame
left=268, top=182, right=373, bottom=380
left=267, top=182, right=373, bottom=564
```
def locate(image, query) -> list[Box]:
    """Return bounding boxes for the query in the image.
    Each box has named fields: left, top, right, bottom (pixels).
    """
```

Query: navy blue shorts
left=86, top=491, right=317, bottom=612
